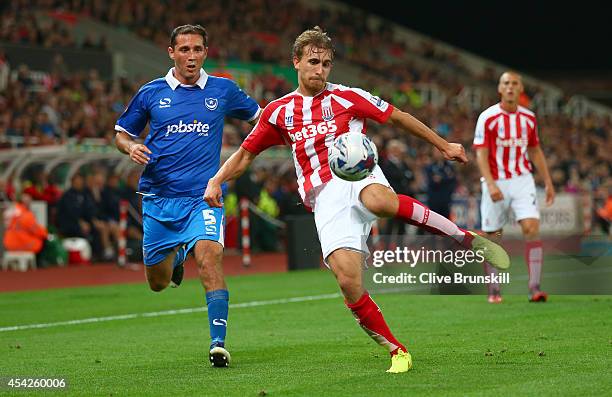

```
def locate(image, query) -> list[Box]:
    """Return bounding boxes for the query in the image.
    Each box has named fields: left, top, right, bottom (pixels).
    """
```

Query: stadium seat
left=2, top=251, right=37, bottom=272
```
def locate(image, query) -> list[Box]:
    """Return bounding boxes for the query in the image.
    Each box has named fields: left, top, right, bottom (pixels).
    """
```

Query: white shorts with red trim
left=480, top=173, right=539, bottom=232
left=312, top=165, right=392, bottom=265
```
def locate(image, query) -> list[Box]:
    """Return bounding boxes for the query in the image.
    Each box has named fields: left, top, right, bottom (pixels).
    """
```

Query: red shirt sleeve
left=241, top=104, right=287, bottom=154
left=528, top=118, right=540, bottom=147
left=339, top=87, right=394, bottom=124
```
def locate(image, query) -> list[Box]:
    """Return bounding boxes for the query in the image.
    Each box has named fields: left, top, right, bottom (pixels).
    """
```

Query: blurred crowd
left=0, top=0, right=610, bottom=263
left=2, top=167, right=144, bottom=264
left=0, top=2, right=108, bottom=50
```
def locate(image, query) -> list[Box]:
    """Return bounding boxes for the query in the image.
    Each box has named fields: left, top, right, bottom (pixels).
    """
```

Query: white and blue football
left=328, top=133, right=378, bottom=182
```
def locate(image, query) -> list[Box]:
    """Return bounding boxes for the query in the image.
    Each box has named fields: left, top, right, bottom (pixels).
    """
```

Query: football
left=328, top=133, right=379, bottom=181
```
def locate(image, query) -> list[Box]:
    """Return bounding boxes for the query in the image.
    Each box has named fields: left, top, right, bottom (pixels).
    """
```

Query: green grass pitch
left=1, top=258, right=611, bottom=396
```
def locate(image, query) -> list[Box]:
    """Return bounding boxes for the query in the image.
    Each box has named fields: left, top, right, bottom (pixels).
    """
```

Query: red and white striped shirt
left=242, top=83, right=393, bottom=208
left=473, top=103, right=539, bottom=180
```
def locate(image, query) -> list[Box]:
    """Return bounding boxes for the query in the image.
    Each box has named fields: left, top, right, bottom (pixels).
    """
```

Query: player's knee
left=331, top=265, right=360, bottom=293
left=336, top=272, right=353, bottom=289
left=146, top=267, right=171, bottom=292
left=336, top=273, right=362, bottom=302
left=521, top=221, right=539, bottom=238
left=195, top=247, right=222, bottom=269
left=360, top=185, right=398, bottom=217
left=524, top=228, right=539, bottom=239
left=194, top=241, right=223, bottom=270
left=148, top=279, right=169, bottom=292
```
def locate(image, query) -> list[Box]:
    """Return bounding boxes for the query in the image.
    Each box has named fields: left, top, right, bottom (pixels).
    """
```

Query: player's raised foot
left=386, top=349, right=412, bottom=374
left=209, top=342, right=231, bottom=367
left=467, top=231, right=510, bottom=270
left=487, top=294, right=503, bottom=304
left=170, top=244, right=187, bottom=288
left=529, top=290, right=548, bottom=303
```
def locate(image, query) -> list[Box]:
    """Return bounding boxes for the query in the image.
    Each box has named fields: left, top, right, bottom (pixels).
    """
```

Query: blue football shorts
left=141, top=195, right=224, bottom=266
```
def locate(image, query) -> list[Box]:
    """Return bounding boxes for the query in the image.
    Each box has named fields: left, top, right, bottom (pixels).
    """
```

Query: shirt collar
left=165, top=67, right=208, bottom=90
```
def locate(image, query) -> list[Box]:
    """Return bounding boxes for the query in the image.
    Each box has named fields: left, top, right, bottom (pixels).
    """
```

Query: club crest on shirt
left=205, top=98, right=218, bottom=111
left=322, top=105, right=334, bottom=121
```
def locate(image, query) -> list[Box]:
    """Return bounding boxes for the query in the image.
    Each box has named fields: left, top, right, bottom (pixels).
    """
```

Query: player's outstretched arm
left=204, top=147, right=257, bottom=208
left=527, top=146, right=555, bottom=206
left=387, top=107, right=467, bottom=163
left=475, top=147, right=503, bottom=202
left=115, top=131, right=152, bottom=165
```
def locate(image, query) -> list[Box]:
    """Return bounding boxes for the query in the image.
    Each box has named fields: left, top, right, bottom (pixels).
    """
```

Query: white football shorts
left=480, top=173, right=539, bottom=232
left=312, top=165, right=392, bottom=265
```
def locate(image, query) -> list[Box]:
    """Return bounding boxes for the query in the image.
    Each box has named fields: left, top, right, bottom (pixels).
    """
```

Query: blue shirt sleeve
left=115, top=86, right=150, bottom=137
left=225, top=80, right=260, bottom=121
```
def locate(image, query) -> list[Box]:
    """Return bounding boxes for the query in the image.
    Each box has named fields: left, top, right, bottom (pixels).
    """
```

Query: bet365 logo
left=288, top=120, right=337, bottom=143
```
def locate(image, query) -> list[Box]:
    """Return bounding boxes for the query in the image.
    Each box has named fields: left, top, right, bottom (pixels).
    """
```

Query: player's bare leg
left=193, top=240, right=231, bottom=366
left=519, top=218, right=547, bottom=302
left=360, top=184, right=510, bottom=270
left=327, top=248, right=411, bottom=373
left=145, top=250, right=177, bottom=292
left=193, top=240, right=226, bottom=291
left=483, top=230, right=503, bottom=303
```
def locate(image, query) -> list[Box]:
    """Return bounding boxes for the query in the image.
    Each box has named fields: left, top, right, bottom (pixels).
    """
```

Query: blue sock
left=206, top=289, right=229, bottom=346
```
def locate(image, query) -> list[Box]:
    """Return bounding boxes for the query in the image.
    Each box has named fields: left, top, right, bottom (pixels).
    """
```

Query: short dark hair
left=170, top=24, right=208, bottom=48
left=292, top=26, right=334, bottom=60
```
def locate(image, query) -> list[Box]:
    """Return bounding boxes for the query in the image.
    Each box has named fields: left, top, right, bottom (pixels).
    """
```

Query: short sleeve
left=225, top=80, right=261, bottom=122
left=528, top=118, right=540, bottom=147
left=115, top=87, right=150, bottom=137
left=473, top=112, right=488, bottom=148
left=340, top=87, right=394, bottom=123
left=241, top=105, right=286, bottom=154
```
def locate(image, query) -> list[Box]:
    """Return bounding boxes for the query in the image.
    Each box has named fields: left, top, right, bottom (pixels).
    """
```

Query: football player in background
left=474, top=71, right=555, bottom=303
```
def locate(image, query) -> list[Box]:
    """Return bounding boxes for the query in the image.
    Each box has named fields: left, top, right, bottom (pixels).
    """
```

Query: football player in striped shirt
left=205, top=27, right=510, bottom=373
left=474, top=71, right=555, bottom=303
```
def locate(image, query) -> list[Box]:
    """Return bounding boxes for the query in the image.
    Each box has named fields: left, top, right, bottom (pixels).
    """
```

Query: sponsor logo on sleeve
left=369, top=95, right=383, bottom=108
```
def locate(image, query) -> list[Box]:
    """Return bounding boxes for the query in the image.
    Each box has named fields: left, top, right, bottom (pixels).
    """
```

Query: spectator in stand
left=0, top=179, right=11, bottom=202
left=595, top=183, right=612, bottom=237
left=122, top=169, right=143, bottom=242
left=424, top=148, right=457, bottom=219
left=86, top=169, right=116, bottom=260
left=22, top=170, right=62, bottom=225
left=3, top=192, right=48, bottom=266
left=101, top=173, right=122, bottom=222
left=379, top=139, right=415, bottom=246
left=56, top=173, right=96, bottom=249
left=22, top=170, right=62, bottom=205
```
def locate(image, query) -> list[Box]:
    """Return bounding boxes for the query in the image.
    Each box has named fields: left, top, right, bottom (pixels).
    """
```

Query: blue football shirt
left=115, top=68, right=260, bottom=197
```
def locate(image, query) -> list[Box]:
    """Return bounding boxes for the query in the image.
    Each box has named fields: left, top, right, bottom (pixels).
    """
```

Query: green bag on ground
left=39, top=234, right=69, bottom=267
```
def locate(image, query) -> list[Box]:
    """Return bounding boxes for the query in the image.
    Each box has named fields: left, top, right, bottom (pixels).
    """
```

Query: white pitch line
left=0, top=293, right=342, bottom=333
left=2, top=267, right=610, bottom=333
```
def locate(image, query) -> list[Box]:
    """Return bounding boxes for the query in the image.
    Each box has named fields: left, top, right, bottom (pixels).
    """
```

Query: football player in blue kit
left=114, top=24, right=260, bottom=367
